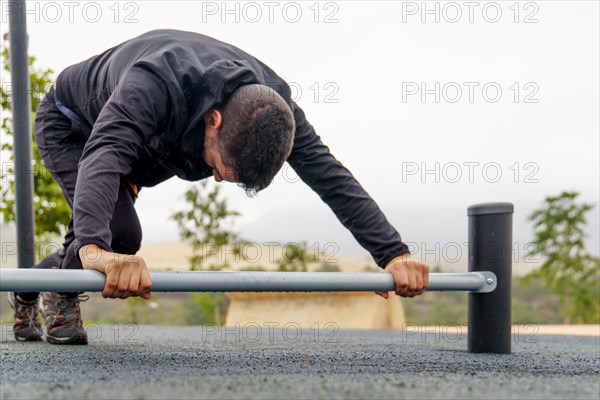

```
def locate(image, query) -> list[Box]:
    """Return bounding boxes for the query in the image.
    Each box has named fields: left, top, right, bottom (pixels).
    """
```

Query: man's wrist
left=386, top=252, right=412, bottom=267
left=392, top=252, right=412, bottom=261
left=78, top=244, right=103, bottom=266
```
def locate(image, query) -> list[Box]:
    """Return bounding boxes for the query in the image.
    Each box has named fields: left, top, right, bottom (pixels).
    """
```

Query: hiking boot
left=7, top=292, right=43, bottom=342
left=39, top=292, right=89, bottom=345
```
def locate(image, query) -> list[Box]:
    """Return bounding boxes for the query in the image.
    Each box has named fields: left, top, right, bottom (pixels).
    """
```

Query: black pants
left=17, top=88, right=143, bottom=301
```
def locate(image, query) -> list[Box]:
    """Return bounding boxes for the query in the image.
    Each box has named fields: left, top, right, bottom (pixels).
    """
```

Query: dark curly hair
left=216, top=84, right=295, bottom=196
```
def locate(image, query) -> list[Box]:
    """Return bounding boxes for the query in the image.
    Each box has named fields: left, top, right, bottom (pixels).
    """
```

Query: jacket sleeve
left=72, top=66, right=169, bottom=256
left=286, top=102, right=410, bottom=268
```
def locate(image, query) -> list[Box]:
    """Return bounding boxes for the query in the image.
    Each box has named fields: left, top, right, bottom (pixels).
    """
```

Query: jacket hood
left=137, top=58, right=262, bottom=179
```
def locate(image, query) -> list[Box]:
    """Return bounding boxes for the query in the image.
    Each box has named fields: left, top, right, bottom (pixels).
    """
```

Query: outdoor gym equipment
left=1, top=202, right=513, bottom=353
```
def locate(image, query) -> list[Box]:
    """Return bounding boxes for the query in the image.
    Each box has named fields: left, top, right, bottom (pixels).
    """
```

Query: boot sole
left=45, top=336, right=88, bottom=345
left=43, top=325, right=88, bottom=345
left=14, top=334, right=43, bottom=342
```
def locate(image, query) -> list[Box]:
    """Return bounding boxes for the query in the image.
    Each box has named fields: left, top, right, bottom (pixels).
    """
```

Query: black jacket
left=55, top=29, right=409, bottom=268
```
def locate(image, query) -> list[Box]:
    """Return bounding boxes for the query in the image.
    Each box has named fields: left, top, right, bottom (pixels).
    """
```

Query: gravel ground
left=1, top=325, right=599, bottom=400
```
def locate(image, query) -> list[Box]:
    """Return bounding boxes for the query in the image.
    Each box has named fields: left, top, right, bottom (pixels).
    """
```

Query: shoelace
left=17, top=303, right=38, bottom=328
left=55, top=294, right=90, bottom=328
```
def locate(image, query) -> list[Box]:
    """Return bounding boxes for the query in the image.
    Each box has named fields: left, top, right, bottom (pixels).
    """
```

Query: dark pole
left=467, top=202, right=513, bottom=354
left=8, top=0, right=36, bottom=270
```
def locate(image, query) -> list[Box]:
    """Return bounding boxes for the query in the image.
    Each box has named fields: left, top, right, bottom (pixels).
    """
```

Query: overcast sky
left=1, top=1, right=598, bottom=265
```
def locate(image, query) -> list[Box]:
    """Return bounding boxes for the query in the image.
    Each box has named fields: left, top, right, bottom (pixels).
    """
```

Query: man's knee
left=110, top=182, right=142, bottom=255
left=111, top=231, right=142, bottom=255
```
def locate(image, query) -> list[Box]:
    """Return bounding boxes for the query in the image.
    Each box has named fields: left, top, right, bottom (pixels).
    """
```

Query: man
left=10, top=30, right=429, bottom=344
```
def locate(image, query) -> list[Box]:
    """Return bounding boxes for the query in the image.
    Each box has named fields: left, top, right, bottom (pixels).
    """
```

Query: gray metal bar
left=0, top=269, right=497, bottom=293
left=8, top=0, right=36, bottom=271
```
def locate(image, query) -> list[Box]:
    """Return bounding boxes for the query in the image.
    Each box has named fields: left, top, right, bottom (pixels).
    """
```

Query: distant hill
left=0, top=221, right=551, bottom=276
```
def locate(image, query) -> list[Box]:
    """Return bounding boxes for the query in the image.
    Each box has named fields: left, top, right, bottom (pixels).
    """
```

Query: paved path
left=1, top=325, right=599, bottom=399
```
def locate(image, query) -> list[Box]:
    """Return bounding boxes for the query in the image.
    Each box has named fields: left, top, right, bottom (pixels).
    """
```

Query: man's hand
left=78, top=244, right=152, bottom=300
left=376, top=254, right=429, bottom=299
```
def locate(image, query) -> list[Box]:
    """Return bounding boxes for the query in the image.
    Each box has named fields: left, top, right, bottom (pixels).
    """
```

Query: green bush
left=183, top=293, right=229, bottom=326
left=315, top=263, right=341, bottom=272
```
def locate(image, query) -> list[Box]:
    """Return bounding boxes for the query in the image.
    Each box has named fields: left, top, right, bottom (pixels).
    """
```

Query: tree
left=0, top=34, right=70, bottom=246
left=171, top=180, right=244, bottom=325
left=274, top=241, right=320, bottom=272
left=525, top=191, right=600, bottom=323
left=170, top=180, right=243, bottom=271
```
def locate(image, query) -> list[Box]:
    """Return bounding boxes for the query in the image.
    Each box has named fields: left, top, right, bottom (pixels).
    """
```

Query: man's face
left=203, top=109, right=237, bottom=183
left=203, top=144, right=237, bottom=183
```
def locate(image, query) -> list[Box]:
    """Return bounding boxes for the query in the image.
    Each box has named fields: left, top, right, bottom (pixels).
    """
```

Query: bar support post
left=467, top=202, right=514, bottom=354
left=8, top=0, right=36, bottom=273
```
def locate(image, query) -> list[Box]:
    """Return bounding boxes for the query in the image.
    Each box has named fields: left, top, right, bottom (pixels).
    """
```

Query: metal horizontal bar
left=0, top=269, right=497, bottom=293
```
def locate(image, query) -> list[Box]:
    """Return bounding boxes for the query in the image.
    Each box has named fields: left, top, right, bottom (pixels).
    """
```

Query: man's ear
left=204, top=109, right=223, bottom=134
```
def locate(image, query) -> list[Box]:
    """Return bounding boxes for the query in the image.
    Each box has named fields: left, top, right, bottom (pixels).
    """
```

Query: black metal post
left=467, top=202, right=513, bottom=354
left=8, top=0, right=36, bottom=270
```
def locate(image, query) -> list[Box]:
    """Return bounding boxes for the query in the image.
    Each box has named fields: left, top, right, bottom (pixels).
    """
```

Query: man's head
left=202, top=84, right=295, bottom=195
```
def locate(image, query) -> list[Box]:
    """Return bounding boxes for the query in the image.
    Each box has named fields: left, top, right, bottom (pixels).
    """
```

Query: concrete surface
left=1, top=325, right=599, bottom=400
